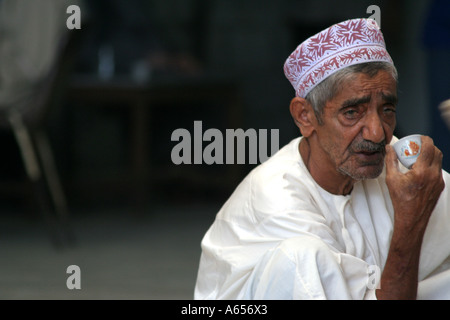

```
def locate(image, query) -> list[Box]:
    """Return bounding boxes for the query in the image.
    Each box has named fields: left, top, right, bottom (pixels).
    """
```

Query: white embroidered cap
left=283, top=18, right=394, bottom=98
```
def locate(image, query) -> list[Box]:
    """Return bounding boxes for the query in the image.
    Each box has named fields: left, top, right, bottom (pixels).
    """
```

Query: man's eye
left=383, top=105, right=396, bottom=114
left=344, top=109, right=359, bottom=118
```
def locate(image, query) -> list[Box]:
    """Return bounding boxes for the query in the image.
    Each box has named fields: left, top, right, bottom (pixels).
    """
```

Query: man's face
left=314, top=70, right=397, bottom=180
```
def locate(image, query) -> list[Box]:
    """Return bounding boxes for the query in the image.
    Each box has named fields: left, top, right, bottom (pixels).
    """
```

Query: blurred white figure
left=0, top=0, right=81, bottom=112
left=439, top=99, right=450, bottom=130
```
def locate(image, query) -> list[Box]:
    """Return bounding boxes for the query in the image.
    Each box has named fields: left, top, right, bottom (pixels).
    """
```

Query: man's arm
left=376, top=136, right=445, bottom=299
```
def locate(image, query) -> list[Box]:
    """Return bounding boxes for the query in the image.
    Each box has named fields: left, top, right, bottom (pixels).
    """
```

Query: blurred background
left=0, top=0, right=448, bottom=299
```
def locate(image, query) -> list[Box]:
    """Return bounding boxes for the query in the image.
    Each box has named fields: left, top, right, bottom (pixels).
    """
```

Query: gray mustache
left=352, top=140, right=386, bottom=153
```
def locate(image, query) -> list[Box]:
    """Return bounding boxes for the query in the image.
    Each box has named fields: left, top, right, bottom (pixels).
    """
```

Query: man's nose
left=362, top=110, right=385, bottom=143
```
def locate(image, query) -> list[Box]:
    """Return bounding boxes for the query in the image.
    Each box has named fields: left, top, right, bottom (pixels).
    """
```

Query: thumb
left=385, top=144, right=400, bottom=175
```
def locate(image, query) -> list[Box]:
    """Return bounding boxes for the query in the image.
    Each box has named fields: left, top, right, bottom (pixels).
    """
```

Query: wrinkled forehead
left=329, top=71, right=398, bottom=106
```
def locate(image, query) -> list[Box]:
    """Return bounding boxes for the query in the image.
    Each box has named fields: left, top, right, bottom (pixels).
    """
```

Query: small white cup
left=392, top=134, right=422, bottom=169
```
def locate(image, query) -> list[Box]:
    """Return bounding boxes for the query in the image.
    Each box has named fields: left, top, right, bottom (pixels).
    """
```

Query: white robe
left=194, top=137, right=450, bottom=300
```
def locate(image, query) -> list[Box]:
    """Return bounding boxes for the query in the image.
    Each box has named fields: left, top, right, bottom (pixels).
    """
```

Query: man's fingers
left=385, top=144, right=400, bottom=175
left=414, top=136, right=435, bottom=168
left=436, top=147, right=443, bottom=171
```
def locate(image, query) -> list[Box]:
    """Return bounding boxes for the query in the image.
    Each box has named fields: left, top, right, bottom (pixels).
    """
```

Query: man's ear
left=289, top=97, right=317, bottom=137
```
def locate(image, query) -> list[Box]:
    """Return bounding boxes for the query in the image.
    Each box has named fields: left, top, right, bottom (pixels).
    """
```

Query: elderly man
left=194, top=18, right=450, bottom=300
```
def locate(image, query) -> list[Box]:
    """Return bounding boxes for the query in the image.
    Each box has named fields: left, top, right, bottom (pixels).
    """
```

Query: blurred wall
left=55, top=0, right=450, bottom=204
left=2, top=0, right=448, bottom=210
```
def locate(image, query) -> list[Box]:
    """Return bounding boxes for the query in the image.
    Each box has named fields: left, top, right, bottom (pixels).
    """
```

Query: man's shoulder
left=243, top=137, right=315, bottom=209
left=249, top=137, right=304, bottom=184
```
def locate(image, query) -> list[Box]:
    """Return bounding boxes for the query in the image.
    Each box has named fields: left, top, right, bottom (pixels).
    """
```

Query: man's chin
left=339, top=163, right=384, bottom=181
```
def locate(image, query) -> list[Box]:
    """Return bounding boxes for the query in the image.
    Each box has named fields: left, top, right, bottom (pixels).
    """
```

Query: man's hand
left=377, top=136, right=444, bottom=299
left=385, top=136, right=444, bottom=236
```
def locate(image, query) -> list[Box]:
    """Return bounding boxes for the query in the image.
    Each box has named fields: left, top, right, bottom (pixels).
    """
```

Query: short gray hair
left=305, top=62, right=398, bottom=125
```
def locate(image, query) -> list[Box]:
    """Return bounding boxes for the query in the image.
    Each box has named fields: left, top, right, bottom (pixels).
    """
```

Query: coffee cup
left=392, top=134, right=422, bottom=169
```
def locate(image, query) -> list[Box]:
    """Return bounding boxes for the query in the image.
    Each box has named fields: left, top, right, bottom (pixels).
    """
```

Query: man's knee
left=276, top=236, right=333, bottom=262
left=246, top=236, right=337, bottom=299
